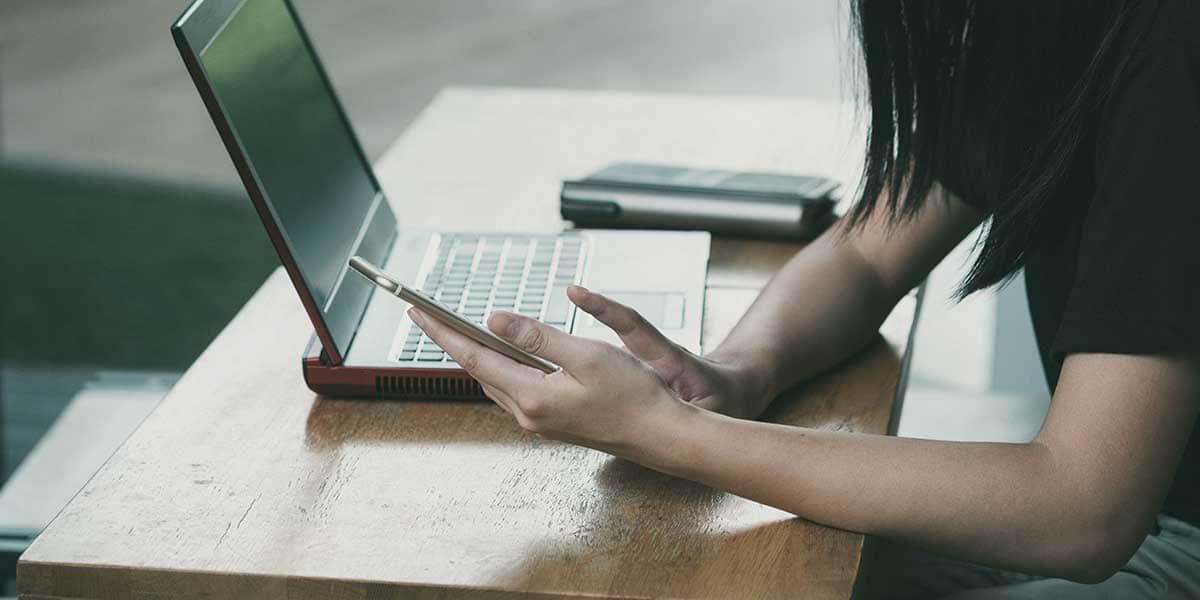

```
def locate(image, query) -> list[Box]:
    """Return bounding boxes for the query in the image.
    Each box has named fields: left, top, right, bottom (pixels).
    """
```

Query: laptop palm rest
left=577, top=291, right=686, bottom=330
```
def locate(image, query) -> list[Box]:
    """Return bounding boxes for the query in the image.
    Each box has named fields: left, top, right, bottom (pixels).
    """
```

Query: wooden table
left=18, top=88, right=916, bottom=600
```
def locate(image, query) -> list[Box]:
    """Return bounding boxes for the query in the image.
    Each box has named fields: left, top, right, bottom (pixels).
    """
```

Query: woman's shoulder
left=1137, top=0, right=1200, bottom=58
left=1158, top=0, right=1200, bottom=22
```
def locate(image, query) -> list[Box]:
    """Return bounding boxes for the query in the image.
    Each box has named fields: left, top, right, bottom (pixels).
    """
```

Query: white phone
left=348, top=256, right=559, bottom=374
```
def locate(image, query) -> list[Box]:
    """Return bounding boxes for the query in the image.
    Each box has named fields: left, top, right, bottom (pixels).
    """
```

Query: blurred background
left=0, top=1, right=1048, bottom=594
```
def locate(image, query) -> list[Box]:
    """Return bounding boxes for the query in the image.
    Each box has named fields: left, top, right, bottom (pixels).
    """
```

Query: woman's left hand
left=406, top=303, right=690, bottom=461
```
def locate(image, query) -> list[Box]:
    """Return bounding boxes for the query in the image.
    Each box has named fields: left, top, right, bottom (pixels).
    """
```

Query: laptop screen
left=198, top=0, right=379, bottom=314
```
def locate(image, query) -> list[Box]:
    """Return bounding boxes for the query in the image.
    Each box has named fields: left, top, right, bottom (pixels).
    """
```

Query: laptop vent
left=374, top=375, right=483, bottom=398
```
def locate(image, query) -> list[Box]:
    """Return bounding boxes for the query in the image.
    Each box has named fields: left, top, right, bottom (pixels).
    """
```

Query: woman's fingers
left=567, top=285, right=687, bottom=376
left=486, top=310, right=589, bottom=370
left=408, top=308, right=540, bottom=395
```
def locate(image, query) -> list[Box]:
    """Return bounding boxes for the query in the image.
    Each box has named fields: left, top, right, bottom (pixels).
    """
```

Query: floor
left=1, top=0, right=846, bottom=187
left=1, top=3, right=1051, bottom=591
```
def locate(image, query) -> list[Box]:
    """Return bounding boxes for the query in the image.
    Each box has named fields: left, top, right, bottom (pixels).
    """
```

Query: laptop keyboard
left=395, top=234, right=587, bottom=363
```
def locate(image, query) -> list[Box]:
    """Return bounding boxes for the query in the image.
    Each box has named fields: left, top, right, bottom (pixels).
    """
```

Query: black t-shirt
left=951, top=0, right=1200, bottom=526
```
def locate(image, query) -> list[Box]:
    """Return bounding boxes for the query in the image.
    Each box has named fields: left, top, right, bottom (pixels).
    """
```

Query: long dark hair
left=847, top=1, right=1144, bottom=295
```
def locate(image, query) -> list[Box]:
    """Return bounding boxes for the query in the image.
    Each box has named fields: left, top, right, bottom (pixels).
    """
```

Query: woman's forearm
left=643, top=405, right=1116, bottom=582
left=709, top=231, right=903, bottom=408
left=710, top=186, right=983, bottom=415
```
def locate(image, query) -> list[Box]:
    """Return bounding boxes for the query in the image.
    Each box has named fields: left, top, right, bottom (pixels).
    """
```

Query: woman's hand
left=406, top=286, right=769, bottom=458
left=565, top=286, right=770, bottom=419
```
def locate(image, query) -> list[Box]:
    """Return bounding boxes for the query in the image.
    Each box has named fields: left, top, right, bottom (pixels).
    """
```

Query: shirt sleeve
left=1052, top=0, right=1200, bottom=358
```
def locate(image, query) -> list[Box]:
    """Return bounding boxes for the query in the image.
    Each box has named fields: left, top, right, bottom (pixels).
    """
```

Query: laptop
left=171, top=0, right=710, bottom=398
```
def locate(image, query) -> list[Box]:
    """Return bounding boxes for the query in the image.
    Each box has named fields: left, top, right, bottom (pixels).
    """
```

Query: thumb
left=486, top=310, right=587, bottom=369
left=567, top=285, right=688, bottom=378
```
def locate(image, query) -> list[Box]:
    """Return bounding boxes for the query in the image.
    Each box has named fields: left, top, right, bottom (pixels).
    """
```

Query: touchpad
left=585, top=291, right=686, bottom=330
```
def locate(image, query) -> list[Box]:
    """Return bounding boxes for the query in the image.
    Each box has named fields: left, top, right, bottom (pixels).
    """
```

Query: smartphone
left=348, top=256, right=559, bottom=374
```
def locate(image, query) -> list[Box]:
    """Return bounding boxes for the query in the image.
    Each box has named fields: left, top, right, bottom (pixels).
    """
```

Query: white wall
left=900, top=230, right=1052, bottom=443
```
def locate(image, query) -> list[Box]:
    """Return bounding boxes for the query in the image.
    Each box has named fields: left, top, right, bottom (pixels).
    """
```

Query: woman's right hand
left=567, top=286, right=772, bottom=420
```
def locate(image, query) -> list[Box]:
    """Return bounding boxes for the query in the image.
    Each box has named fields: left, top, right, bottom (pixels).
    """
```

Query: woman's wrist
left=624, top=397, right=713, bottom=476
left=706, top=345, right=779, bottom=417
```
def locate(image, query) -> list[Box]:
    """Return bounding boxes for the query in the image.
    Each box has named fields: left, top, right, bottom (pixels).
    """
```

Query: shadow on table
left=303, top=396, right=524, bottom=449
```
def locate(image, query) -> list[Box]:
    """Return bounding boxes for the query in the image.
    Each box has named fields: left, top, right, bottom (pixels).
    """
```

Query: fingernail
left=488, top=310, right=518, bottom=337
left=567, top=285, right=596, bottom=309
left=408, top=308, right=426, bottom=326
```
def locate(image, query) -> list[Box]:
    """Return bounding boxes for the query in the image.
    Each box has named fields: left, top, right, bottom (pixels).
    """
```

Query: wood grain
left=18, top=88, right=908, bottom=600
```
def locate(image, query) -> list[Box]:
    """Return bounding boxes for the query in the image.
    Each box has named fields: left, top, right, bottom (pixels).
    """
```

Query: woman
left=409, top=1, right=1200, bottom=597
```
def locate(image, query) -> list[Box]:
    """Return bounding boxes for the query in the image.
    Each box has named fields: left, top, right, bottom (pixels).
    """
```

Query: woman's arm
left=710, top=183, right=983, bottom=413
left=643, top=352, right=1199, bottom=583
left=408, top=182, right=1198, bottom=583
